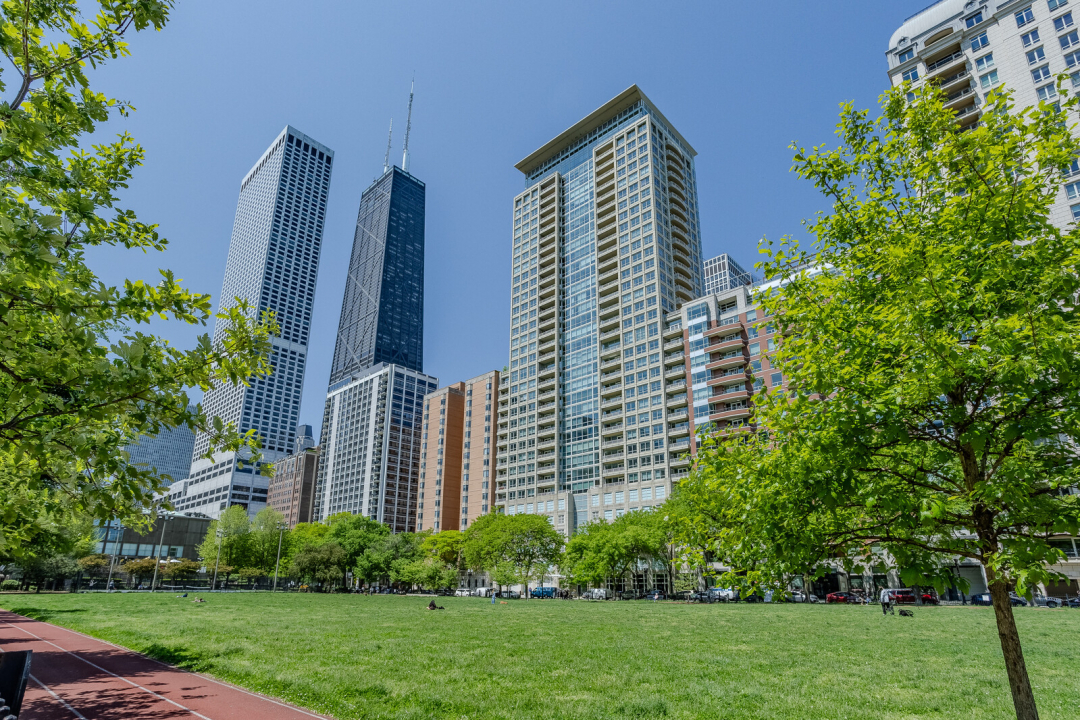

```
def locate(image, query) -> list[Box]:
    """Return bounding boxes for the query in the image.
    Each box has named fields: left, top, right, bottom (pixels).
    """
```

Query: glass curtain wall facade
left=181, top=127, right=333, bottom=519
left=329, top=167, right=425, bottom=384
left=703, top=253, right=753, bottom=295
left=496, top=86, right=705, bottom=536
left=125, top=405, right=197, bottom=486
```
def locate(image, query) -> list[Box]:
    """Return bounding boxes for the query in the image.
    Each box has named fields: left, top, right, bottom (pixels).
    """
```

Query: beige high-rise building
left=887, top=0, right=1077, bottom=228
left=417, top=371, right=500, bottom=532
left=496, top=85, right=705, bottom=537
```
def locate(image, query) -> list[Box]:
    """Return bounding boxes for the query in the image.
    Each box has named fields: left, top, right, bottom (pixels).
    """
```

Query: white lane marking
left=2, top=620, right=211, bottom=720
left=0, top=611, right=329, bottom=719
left=29, top=674, right=89, bottom=720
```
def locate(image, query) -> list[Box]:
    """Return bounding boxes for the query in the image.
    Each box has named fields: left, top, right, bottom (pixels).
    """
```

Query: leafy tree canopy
left=0, top=0, right=277, bottom=559
left=681, top=85, right=1080, bottom=720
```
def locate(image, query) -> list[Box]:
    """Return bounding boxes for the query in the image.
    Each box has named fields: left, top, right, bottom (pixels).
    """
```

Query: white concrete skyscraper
left=887, top=0, right=1077, bottom=228
left=495, top=85, right=704, bottom=535
left=175, top=126, right=334, bottom=519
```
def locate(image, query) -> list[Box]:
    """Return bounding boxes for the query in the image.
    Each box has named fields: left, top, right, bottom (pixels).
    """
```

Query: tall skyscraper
left=315, top=103, right=432, bottom=531
left=179, top=127, right=334, bottom=519
left=125, top=405, right=197, bottom=486
left=703, top=253, right=753, bottom=295
left=495, top=85, right=705, bottom=535
left=887, top=0, right=1074, bottom=227
left=328, top=166, right=425, bottom=382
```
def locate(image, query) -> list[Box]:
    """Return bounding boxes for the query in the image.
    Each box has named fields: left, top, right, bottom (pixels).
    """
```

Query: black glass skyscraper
left=329, top=166, right=425, bottom=383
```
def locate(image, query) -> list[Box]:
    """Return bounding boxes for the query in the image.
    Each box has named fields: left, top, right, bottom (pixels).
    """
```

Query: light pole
left=211, top=526, right=224, bottom=592
left=272, top=521, right=287, bottom=592
left=105, top=519, right=123, bottom=592
left=150, top=510, right=173, bottom=593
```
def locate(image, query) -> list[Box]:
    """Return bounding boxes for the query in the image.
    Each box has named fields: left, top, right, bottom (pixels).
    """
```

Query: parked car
left=454, top=588, right=471, bottom=597
left=708, top=587, right=737, bottom=602
left=473, top=587, right=492, bottom=597
left=619, top=589, right=643, bottom=600
left=1032, top=595, right=1062, bottom=609
left=826, top=591, right=856, bottom=604
left=531, top=586, right=557, bottom=599
left=501, top=590, right=521, bottom=599
left=581, top=588, right=609, bottom=600
left=1065, top=596, right=1080, bottom=609
left=785, top=591, right=819, bottom=603
left=890, top=589, right=939, bottom=605
left=644, top=589, right=665, bottom=601
left=970, top=592, right=1027, bottom=607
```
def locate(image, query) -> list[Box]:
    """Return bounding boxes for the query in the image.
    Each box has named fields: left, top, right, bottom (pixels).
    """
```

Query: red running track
left=0, top=609, right=331, bottom=720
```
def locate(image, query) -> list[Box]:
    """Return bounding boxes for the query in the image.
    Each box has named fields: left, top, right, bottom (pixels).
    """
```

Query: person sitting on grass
left=427, top=599, right=444, bottom=610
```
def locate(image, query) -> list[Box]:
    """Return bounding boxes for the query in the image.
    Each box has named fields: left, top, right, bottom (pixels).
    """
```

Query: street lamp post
left=272, top=521, right=286, bottom=592
left=105, top=519, right=123, bottom=592
left=211, top=526, right=224, bottom=591
left=150, top=510, right=172, bottom=593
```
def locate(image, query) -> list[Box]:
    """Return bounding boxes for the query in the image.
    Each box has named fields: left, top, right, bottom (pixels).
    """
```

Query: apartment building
left=495, top=85, right=705, bottom=534
left=125, top=405, right=196, bottom=486
left=887, top=0, right=1077, bottom=227
left=314, top=363, right=437, bottom=531
left=416, top=371, right=500, bottom=532
left=267, top=425, right=318, bottom=528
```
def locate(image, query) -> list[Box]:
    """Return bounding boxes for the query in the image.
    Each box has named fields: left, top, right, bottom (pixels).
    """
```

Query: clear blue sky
left=85, top=0, right=921, bottom=434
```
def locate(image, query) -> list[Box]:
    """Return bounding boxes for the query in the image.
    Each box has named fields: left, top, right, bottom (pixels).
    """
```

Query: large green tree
left=683, top=85, right=1080, bottom=720
left=562, top=511, right=667, bottom=593
left=0, top=1, right=277, bottom=558
left=463, top=514, right=563, bottom=597
left=196, top=505, right=252, bottom=573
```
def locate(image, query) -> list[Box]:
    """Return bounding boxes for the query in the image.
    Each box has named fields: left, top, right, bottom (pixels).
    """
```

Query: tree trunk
left=988, top=578, right=1040, bottom=720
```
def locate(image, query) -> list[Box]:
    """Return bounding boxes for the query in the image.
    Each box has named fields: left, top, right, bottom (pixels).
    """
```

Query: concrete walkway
left=0, top=609, right=331, bottom=720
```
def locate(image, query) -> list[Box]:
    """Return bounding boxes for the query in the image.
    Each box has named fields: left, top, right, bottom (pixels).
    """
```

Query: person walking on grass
left=880, top=587, right=893, bottom=615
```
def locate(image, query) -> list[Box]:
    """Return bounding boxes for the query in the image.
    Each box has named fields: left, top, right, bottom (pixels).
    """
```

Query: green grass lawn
left=5, top=594, right=1079, bottom=719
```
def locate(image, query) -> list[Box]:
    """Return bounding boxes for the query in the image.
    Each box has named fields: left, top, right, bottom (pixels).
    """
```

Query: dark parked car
left=644, top=589, right=665, bottom=600
left=826, top=591, right=855, bottom=604
left=1032, top=595, right=1062, bottom=609
left=970, top=592, right=1027, bottom=607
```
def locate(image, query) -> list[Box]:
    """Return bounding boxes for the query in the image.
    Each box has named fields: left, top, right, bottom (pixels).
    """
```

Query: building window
left=976, top=53, right=995, bottom=71
left=1066, top=49, right=1080, bottom=66
left=1032, top=64, right=1052, bottom=82
left=1050, top=0, right=1069, bottom=10
left=898, top=48, right=915, bottom=63
left=902, top=68, right=919, bottom=83
left=1037, top=82, right=1058, bottom=100
left=970, top=31, right=990, bottom=51
left=1016, top=6, right=1036, bottom=27
left=1055, top=10, right=1075, bottom=30
left=1072, top=204, right=1080, bottom=219
left=1022, top=29, right=1042, bottom=47
left=980, top=70, right=1000, bottom=88
left=966, top=11, right=984, bottom=27
left=1026, top=46, right=1046, bottom=64
left=1061, top=29, right=1080, bottom=48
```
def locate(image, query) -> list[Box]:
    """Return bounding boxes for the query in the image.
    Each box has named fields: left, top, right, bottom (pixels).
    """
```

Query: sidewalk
left=0, top=609, right=331, bottom=720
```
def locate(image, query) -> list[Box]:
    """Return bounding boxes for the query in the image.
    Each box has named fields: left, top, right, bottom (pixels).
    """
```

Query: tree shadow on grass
left=140, top=643, right=208, bottom=671
left=7, top=607, right=88, bottom=623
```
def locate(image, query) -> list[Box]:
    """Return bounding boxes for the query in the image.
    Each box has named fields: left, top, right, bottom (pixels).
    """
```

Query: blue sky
left=85, top=0, right=919, bottom=433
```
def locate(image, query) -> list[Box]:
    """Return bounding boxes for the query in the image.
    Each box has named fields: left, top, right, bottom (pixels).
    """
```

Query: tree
left=78, top=554, right=111, bottom=577
left=684, top=85, right=1080, bottom=720
left=281, top=521, right=329, bottom=573
left=289, top=542, right=346, bottom=591
left=248, top=508, right=288, bottom=576
left=462, top=514, right=563, bottom=597
left=161, top=558, right=200, bottom=584
left=421, top=529, right=464, bottom=570
left=355, top=532, right=425, bottom=587
left=196, top=506, right=253, bottom=576
left=0, top=0, right=277, bottom=559
left=327, top=513, right=389, bottom=586
left=121, top=557, right=157, bottom=586
left=563, top=511, right=667, bottom=593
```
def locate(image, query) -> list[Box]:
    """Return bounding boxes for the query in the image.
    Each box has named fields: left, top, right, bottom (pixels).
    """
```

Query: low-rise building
left=95, top=513, right=210, bottom=562
left=268, top=425, right=319, bottom=528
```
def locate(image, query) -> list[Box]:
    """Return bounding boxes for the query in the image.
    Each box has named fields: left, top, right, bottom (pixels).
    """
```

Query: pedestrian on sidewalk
left=880, top=587, right=893, bottom=615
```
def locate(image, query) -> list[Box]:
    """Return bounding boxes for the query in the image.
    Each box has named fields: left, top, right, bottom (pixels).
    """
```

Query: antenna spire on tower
left=383, top=118, right=393, bottom=174
left=401, top=78, right=414, bottom=173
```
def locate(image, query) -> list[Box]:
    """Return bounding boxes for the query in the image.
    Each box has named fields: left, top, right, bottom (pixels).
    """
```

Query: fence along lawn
left=5, top=593, right=1080, bottom=719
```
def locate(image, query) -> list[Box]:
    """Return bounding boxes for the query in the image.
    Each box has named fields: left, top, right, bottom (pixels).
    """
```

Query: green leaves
left=0, top=2, right=273, bottom=558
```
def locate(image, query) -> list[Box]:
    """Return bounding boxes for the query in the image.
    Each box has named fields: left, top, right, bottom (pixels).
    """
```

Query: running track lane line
left=0, top=610, right=331, bottom=720
left=29, top=675, right=89, bottom=720
left=2, top=619, right=213, bottom=720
